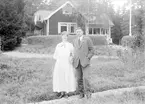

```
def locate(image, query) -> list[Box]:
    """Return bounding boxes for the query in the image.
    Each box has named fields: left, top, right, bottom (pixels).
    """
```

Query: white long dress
left=53, top=41, right=76, bottom=93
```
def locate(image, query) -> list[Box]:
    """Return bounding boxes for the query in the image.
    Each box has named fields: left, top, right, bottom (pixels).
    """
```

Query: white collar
left=79, top=35, right=84, bottom=41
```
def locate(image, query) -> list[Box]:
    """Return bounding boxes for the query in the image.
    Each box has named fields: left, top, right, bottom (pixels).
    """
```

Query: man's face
left=76, top=29, right=83, bottom=37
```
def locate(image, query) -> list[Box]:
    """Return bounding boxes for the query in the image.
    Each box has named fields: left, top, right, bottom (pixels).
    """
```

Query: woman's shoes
left=56, top=92, right=61, bottom=98
left=58, top=92, right=65, bottom=98
left=58, top=92, right=69, bottom=98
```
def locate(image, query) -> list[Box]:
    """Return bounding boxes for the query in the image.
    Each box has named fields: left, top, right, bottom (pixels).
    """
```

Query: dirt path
left=28, top=86, right=145, bottom=104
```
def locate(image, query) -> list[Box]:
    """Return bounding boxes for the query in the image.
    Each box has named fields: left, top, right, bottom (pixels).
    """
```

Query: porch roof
left=84, top=14, right=114, bottom=27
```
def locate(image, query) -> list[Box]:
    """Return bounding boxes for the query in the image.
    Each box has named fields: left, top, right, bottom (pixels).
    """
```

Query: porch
left=86, top=23, right=112, bottom=43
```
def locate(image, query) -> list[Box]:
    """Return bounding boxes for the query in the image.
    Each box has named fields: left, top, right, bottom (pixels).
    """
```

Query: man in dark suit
left=72, top=27, right=94, bottom=98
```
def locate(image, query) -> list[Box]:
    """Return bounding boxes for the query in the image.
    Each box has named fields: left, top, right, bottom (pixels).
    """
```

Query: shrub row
left=121, top=36, right=135, bottom=48
left=1, top=36, right=22, bottom=51
left=121, top=35, right=145, bottom=49
left=26, top=35, right=108, bottom=47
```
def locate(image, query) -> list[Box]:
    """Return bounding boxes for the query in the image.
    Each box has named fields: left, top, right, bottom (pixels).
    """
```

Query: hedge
left=121, top=36, right=135, bottom=48
left=121, top=35, right=145, bottom=50
left=26, top=35, right=108, bottom=47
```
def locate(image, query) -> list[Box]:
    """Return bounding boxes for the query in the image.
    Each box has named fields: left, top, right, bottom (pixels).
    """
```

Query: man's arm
left=87, top=37, right=94, bottom=59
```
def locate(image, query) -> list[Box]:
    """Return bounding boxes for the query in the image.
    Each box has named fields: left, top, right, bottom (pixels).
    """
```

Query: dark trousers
left=76, top=60, right=84, bottom=95
left=76, top=60, right=91, bottom=95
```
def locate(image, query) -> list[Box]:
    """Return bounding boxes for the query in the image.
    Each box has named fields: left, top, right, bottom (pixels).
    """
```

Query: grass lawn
left=0, top=53, right=145, bottom=104
left=15, top=44, right=55, bottom=54
left=16, top=44, right=123, bottom=57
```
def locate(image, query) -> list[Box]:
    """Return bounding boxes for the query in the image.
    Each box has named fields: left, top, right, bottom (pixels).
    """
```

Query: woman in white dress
left=53, top=31, right=76, bottom=98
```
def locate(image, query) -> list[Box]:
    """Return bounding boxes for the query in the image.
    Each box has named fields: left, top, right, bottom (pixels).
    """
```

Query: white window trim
left=88, top=27, right=109, bottom=36
left=58, top=22, right=77, bottom=34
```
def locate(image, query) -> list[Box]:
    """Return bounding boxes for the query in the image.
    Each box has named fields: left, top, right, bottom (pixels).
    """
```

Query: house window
left=89, top=28, right=100, bottom=35
left=70, top=26, right=74, bottom=33
left=89, top=28, right=93, bottom=34
left=101, top=28, right=105, bottom=34
left=105, top=29, right=108, bottom=34
left=93, top=28, right=97, bottom=34
left=58, top=22, right=77, bottom=34
left=96, top=28, right=100, bottom=34
left=61, top=26, right=67, bottom=32
left=101, top=28, right=108, bottom=35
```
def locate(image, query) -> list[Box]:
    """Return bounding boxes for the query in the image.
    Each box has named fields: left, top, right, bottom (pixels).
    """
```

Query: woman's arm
left=53, top=45, right=58, bottom=60
left=70, top=43, right=75, bottom=63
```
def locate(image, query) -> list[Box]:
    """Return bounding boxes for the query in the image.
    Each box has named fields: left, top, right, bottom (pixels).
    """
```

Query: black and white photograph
left=0, top=0, right=145, bottom=104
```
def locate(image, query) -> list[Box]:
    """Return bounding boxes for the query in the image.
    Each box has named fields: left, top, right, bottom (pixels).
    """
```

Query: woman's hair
left=61, top=31, right=69, bottom=36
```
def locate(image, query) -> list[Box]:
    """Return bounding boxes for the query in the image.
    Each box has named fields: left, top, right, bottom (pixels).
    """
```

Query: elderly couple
left=53, top=27, right=94, bottom=99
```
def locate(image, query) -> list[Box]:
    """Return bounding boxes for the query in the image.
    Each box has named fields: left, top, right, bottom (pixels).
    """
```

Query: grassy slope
left=0, top=54, right=145, bottom=103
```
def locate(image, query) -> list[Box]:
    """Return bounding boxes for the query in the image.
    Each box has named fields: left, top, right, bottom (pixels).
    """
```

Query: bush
left=0, top=0, right=25, bottom=51
left=27, top=35, right=62, bottom=47
left=26, top=35, right=108, bottom=47
left=118, top=49, right=145, bottom=71
left=89, top=35, right=108, bottom=45
left=1, top=36, right=22, bottom=51
left=121, top=36, right=135, bottom=48
left=133, top=35, right=145, bottom=51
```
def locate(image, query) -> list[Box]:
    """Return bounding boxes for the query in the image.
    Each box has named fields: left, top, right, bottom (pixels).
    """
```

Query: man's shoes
left=64, top=94, right=69, bottom=98
left=79, top=94, right=85, bottom=99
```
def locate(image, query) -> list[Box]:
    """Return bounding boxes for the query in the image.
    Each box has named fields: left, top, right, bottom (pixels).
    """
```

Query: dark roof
left=85, top=14, right=114, bottom=26
left=34, top=1, right=114, bottom=26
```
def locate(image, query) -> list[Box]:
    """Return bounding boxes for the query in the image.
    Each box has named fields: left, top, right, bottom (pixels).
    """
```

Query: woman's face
left=62, top=34, right=68, bottom=42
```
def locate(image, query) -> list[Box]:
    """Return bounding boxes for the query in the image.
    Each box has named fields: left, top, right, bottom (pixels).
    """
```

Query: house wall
left=43, top=22, right=47, bottom=35
left=49, top=9, right=76, bottom=35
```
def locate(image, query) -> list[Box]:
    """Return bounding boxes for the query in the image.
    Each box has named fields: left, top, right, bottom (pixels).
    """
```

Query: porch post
left=109, top=26, right=111, bottom=39
left=100, top=28, right=101, bottom=35
left=86, top=23, right=89, bottom=35
left=0, top=37, right=1, bottom=53
left=46, top=20, right=49, bottom=35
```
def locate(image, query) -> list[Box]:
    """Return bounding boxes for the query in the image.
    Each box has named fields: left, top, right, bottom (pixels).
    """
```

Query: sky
left=111, top=0, right=127, bottom=11
left=44, top=0, right=128, bottom=11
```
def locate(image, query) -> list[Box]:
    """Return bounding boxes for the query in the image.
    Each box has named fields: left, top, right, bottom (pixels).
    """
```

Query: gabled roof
left=34, top=1, right=114, bottom=27
left=44, top=1, right=74, bottom=20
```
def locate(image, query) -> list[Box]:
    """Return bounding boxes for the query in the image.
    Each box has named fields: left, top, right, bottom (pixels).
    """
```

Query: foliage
left=121, top=0, right=145, bottom=36
left=111, top=9, right=123, bottom=44
left=133, top=34, right=145, bottom=51
left=1, top=53, right=145, bottom=103
left=26, top=35, right=107, bottom=47
left=118, top=48, right=145, bottom=73
left=121, top=36, right=135, bottom=48
left=89, top=36, right=108, bottom=45
left=0, top=0, right=25, bottom=51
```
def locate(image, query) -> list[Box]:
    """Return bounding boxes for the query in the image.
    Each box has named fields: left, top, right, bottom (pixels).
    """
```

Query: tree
left=120, top=0, right=145, bottom=50
left=111, top=9, right=124, bottom=44
left=0, top=0, right=25, bottom=51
